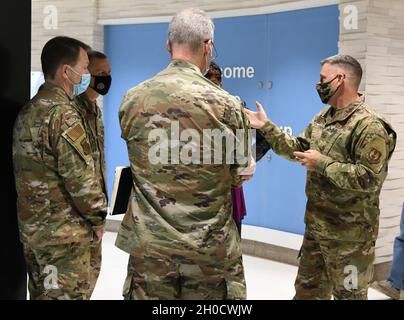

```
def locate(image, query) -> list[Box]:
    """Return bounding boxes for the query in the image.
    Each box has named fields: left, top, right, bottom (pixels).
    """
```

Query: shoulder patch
left=65, top=123, right=85, bottom=142
left=362, top=135, right=388, bottom=173
left=80, top=139, right=91, bottom=155
left=61, top=121, right=91, bottom=164
left=367, top=148, right=382, bottom=164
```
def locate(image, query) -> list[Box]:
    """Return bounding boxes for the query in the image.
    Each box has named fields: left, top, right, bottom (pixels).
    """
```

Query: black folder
left=109, top=166, right=132, bottom=215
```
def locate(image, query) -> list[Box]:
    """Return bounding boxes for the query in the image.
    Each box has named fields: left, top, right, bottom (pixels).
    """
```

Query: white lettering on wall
left=221, top=66, right=255, bottom=79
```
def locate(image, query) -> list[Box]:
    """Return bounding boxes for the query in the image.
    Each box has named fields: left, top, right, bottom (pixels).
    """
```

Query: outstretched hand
left=244, top=101, right=269, bottom=129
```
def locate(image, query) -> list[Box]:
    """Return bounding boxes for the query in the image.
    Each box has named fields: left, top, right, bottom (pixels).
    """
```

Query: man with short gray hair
left=116, top=8, right=251, bottom=300
left=246, top=54, right=397, bottom=299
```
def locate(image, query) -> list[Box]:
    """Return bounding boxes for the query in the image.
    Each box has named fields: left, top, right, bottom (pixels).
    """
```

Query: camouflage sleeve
left=223, top=102, right=252, bottom=188
left=315, top=120, right=390, bottom=192
left=48, top=107, right=107, bottom=230
left=259, top=118, right=311, bottom=161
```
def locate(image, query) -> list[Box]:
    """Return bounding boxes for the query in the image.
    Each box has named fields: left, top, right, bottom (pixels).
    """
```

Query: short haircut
left=168, top=8, right=214, bottom=54
left=88, top=50, right=108, bottom=62
left=41, top=36, right=91, bottom=80
left=88, top=50, right=108, bottom=70
left=205, top=61, right=222, bottom=83
left=321, top=54, right=363, bottom=89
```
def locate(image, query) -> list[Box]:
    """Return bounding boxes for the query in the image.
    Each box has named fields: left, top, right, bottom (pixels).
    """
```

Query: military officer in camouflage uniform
left=13, top=36, right=107, bottom=300
left=75, top=50, right=111, bottom=295
left=245, top=54, right=397, bottom=300
left=116, top=8, right=252, bottom=300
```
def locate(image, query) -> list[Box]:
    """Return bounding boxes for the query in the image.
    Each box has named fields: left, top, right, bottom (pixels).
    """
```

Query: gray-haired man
left=116, top=8, right=251, bottom=300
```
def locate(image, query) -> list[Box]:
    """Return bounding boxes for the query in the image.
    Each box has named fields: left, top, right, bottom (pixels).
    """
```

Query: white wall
left=98, top=0, right=303, bottom=20
left=32, top=0, right=103, bottom=71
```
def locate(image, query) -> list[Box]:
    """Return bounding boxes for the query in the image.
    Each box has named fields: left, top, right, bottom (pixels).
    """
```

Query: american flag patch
left=66, top=123, right=85, bottom=142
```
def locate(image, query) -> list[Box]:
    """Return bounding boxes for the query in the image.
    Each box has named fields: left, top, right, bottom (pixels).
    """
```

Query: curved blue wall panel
left=104, top=5, right=339, bottom=235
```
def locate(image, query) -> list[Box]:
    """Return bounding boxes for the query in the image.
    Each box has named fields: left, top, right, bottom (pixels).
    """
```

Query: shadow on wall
left=0, top=47, right=27, bottom=300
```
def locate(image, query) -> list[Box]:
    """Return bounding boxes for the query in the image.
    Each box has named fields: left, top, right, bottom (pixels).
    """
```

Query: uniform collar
left=325, top=94, right=365, bottom=125
left=76, top=93, right=98, bottom=115
left=168, top=59, right=203, bottom=75
left=40, top=81, right=73, bottom=102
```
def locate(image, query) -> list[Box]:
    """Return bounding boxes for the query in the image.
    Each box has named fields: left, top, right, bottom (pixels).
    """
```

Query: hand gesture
left=244, top=101, right=269, bottom=129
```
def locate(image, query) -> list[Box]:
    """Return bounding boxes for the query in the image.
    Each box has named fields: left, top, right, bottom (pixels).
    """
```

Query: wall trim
left=98, top=0, right=339, bottom=25
left=105, top=220, right=389, bottom=280
left=106, top=220, right=303, bottom=250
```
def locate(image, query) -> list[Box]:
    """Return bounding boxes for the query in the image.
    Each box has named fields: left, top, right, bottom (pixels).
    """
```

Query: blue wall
left=104, top=22, right=171, bottom=193
left=104, top=5, right=339, bottom=235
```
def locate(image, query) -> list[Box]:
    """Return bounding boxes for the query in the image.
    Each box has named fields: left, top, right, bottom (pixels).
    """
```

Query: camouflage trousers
left=294, top=229, right=375, bottom=300
left=123, top=253, right=246, bottom=300
left=23, top=240, right=102, bottom=300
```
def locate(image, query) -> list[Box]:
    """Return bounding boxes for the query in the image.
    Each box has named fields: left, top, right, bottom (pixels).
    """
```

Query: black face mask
left=90, top=75, right=112, bottom=95
left=316, top=75, right=341, bottom=104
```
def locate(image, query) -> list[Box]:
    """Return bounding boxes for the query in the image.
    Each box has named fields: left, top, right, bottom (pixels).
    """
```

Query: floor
left=91, top=232, right=389, bottom=300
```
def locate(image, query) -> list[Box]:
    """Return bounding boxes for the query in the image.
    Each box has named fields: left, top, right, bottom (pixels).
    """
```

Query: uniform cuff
left=315, top=155, right=332, bottom=175
left=259, top=120, right=281, bottom=144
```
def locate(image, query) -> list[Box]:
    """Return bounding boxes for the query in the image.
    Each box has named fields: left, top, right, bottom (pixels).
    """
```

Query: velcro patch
left=367, top=148, right=382, bottom=164
left=81, top=139, right=91, bottom=155
left=362, top=136, right=387, bottom=173
left=66, top=123, right=85, bottom=142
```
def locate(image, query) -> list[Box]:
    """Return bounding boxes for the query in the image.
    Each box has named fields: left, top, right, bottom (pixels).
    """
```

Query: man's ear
left=338, top=74, right=347, bottom=86
left=166, top=40, right=172, bottom=54
left=203, top=40, right=210, bottom=57
left=60, top=64, right=69, bottom=80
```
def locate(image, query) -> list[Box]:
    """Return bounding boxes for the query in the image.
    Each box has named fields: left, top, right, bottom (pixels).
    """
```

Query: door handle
left=266, top=81, right=273, bottom=89
left=257, top=81, right=273, bottom=90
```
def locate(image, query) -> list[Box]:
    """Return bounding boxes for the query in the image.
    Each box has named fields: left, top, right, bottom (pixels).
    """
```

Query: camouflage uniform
left=116, top=60, right=250, bottom=300
left=13, top=82, right=107, bottom=300
left=259, top=95, right=396, bottom=299
left=75, top=93, right=108, bottom=295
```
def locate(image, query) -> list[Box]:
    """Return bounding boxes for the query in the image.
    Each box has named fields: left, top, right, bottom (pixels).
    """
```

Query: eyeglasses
left=204, top=39, right=218, bottom=60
